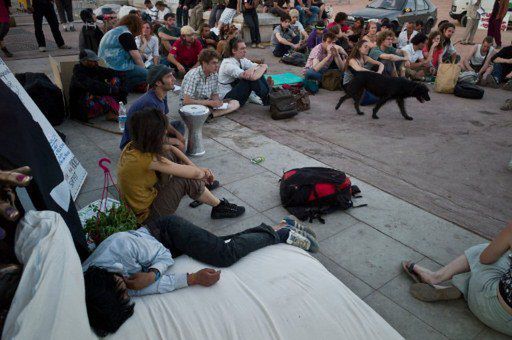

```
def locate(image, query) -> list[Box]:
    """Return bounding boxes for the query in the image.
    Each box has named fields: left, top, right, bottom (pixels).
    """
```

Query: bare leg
left=211, top=99, right=240, bottom=118
left=197, top=188, right=221, bottom=207
left=412, top=255, right=470, bottom=285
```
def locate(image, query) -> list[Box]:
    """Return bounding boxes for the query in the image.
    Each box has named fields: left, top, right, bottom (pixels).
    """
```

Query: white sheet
left=3, top=211, right=403, bottom=340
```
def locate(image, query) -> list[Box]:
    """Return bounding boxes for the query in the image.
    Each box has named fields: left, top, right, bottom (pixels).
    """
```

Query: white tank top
left=470, top=44, right=493, bottom=66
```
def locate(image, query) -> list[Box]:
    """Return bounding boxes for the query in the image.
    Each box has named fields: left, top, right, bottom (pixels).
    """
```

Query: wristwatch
left=149, top=268, right=161, bottom=281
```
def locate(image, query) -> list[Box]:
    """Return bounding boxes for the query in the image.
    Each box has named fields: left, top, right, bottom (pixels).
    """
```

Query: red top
left=423, top=45, right=443, bottom=68
left=0, top=0, right=10, bottom=24
left=327, top=22, right=350, bottom=33
left=169, top=38, right=203, bottom=67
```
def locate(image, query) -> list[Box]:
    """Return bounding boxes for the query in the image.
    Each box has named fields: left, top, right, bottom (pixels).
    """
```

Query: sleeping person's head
left=84, top=266, right=135, bottom=336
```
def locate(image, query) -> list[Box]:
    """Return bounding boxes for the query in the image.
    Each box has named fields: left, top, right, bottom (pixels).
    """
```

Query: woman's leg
left=253, top=11, right=261, bottom=44
left=410, top=254, right=470, bottom=285
left=208, top=5, right=218, bottom=27
left=196, top=187, right=221, bottom=206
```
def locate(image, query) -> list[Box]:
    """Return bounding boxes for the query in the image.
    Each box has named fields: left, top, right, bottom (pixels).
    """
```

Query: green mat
left=266, top=72, right=303, bottom=86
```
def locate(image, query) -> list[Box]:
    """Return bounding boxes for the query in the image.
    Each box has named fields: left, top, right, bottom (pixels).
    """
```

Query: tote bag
left=434, top=61, right=461, bottom=94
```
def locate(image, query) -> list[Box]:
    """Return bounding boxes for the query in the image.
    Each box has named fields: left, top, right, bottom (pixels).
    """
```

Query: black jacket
left=68, top=63, right=125, bottom=121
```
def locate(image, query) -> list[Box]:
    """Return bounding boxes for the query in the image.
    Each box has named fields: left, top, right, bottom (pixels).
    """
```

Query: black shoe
left=211, top=199, right=245, bottom=219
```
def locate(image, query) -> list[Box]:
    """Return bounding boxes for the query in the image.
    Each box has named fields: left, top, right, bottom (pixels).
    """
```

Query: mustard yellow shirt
left=117, top=142, right=158, bottom=223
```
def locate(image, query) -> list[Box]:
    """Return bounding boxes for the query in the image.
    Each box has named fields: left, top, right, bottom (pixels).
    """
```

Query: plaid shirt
left=181, top=66, right=219, bottom=101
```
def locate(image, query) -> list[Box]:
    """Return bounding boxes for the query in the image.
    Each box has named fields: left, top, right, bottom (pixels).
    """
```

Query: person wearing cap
left=306, top=21, right=326, bottom=49
left=99, top=14, right=148, bottom=92
left=69, top=49, right=127, bottom=122
left=182, top=49, right=239, bottom=118
left=270, top=14, right=299, bottom=57
left=119, top=64, right=186, bottom=151
left=167, top=25, right=203, bottom=77
left=158, top=13, right=180, bottom=61
left=155, top=0, right=170, bottom=23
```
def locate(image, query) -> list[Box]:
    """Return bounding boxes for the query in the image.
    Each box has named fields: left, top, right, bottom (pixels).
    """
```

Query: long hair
left=427, top=30, right=442, bottom=51
left=344, top=40, right=368, bottom=71
left=117, top=14, right=143, bottom=36
left=438, top=22, right=455, bottom=48
left=84, top=267, right=135, bottom=336
left=225, top=36, right=243, bottom=58
left=129, top=107, right=168, bottom=158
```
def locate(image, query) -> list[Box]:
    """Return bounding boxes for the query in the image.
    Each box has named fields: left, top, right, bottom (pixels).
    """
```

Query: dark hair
left=345, top=39, right=369, bottom=71
left=164, top=12, right=175, bottom=20
left=381, top=18, right=390, bottom=24
left=437, top=19, right=449, bottom=28
left=117, top=14, right=143, bottom=35
left=353, top=17, right=364, bottom=26
left=427, top=30, right=442, bottom=50
left=80, top=8, right=94, bottom=23
left=199, top=22, right=211, bottom=33
left=198, top=48, right=219, bottom=64
left=348, top=34, right=360, bottom=43
left=129, top=107, right=168, bottom=156
left=411, top=32, right=427, bottom=45
left=334, top=12, right=347, bottom=23
left=84, top=267, right=135, bottom=336
left=381, top=22, right=392, bottom=29
left=483, top=35, right=494, bottom=44
left=439, top=22, right=455, bottom=47
left=322, top=32, right=336, bottom=42
left=280, top=14, right=291, bottom=22
left=415, top=20, right=424, bottom=27
left=225, top=36, right=243, bottom=57
left=144, top=0, right=152, bottom=3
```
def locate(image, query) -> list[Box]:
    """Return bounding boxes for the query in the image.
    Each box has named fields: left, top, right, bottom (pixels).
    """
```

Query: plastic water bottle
left=118, top=102, right=127, bottom=132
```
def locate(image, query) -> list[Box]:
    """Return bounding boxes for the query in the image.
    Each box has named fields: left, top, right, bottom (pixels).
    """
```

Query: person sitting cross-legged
left=369, top=30, right=410, bottom=77
left=483, top=42, right=512, bottom=89
left=118, top=107, right=246, bottom=224
left=158, top=13, right=180, bottom=65
left=120, top=64, right=186, bottom=151
left=218, top=37, right=273, bottom=106
left=82, top=214, right=319, bottom=336
left=462, top=36, right=495, bottom=83
left=167, top=25, right=203, bottom=78
left=135, top=21, right=160, bottom=68
left=401, top=32, right=431, bottom=81
left=181, top=49, right=239, bottom=118
left=303, top=32, right=347, bottom=82
left=271, top=14, right=299, bottom=57
left=197, top=23, right=219, bottom=49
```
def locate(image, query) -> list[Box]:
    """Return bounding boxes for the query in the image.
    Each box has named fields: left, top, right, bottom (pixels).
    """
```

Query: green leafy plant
left=84, top=203, right=137, bottom=244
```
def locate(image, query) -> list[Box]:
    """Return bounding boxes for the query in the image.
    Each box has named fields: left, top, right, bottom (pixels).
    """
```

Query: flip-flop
left=402, top=261, right=421, bottom=283
left=410, top=283, right=462, bottom=302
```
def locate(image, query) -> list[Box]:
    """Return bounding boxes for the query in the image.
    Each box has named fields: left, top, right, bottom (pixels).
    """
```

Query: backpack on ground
left=281, top=52, right=306, bottom=67
left=15, top=72, right=65, bottom=126
left=269, top=89, right=298, bottom=120
left=454, top=82, right=484, bottom=99
left=279, top=167, right=366, bottom=223
left=458, top=71, right=478, bottom=84
left=321, top=69, right=342, bottom=91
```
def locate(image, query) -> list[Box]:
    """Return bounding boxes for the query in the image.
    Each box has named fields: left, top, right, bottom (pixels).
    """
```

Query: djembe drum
left=179, top=104, right=210, bottom=156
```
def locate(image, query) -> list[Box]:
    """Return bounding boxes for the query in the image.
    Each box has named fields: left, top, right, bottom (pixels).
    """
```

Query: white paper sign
left=0, top=58, right=87, bottom=201
left=478, top=12, right=510, bottom=31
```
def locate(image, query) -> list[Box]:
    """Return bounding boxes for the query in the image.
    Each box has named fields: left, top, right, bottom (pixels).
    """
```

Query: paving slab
left=379, top=258, right=487, bottom=339
left=320, top=222, right=424, bottom=289
left=214, top=213, right=275, bottom=236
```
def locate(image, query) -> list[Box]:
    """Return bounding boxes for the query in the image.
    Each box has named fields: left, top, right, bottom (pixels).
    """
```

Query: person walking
left=31, top=0, right=71, bottom=52
left=55, top=0, right=75, bottom=32
left=487, top=0, right=509, bottom=48
left=462, top=0, right=482, bottom=45
left=242, top=0, right=263, bottom=48
left=0, top=0, right=13, bottom=57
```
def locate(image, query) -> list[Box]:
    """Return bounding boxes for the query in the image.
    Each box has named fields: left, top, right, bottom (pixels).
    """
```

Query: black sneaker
left=211, top=199, right=245, bottom=219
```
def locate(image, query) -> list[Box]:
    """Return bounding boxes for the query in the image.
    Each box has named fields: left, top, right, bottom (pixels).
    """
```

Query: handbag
left=434, top=60, right=461, bottom=94
left=321, top=69, right=342, bottom=91
left=269, top=89, right=298, bottom=120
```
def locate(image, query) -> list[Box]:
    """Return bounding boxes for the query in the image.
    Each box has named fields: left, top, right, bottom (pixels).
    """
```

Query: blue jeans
left=146, top=215, right=280, bottom=267
left=125, top=65, right=148, bottom=91
left=491, top=63, right=506, bottom=84
left=304, top=68, right=325, bottom=81
left=225, top=77, right=270, bottom=106
left=295, top=5, right=319, bottom=26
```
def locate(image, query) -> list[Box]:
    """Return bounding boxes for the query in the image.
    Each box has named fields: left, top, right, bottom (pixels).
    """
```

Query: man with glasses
left=181, top=49, right=240, bottom=118
left=167, top=25, right=203, bottom=77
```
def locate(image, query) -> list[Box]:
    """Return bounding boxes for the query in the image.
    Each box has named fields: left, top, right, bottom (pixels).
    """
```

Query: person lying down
left=82, top=214, right=319, bottom=336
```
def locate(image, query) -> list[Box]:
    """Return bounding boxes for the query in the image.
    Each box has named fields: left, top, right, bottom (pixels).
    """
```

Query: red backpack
left=279, top=167, right=366, bottom=223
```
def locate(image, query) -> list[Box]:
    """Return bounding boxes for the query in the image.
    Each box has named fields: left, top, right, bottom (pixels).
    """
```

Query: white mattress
left=3, top=211, right=402, bottom=340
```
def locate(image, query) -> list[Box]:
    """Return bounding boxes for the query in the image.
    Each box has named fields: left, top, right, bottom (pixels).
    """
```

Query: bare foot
left=266, top=76, right=274, bottom=88
left=411, top=263, right=440, bottom=285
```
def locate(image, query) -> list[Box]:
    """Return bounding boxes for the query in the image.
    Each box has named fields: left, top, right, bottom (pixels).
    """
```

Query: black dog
left=335, top=71, right=430, bottom=120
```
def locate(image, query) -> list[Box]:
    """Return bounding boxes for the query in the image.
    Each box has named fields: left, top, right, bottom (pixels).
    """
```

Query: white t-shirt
left=397, top=30, right=418, bottom=49
left=145, top=7, right=158, bottom=21
left=135, top=35, right=159, bottom=62
left=218, top=57, right=257, bottom=99
left=401, top=43, right=424, bottom=62
left=157, top=7, right=170, bottom=22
